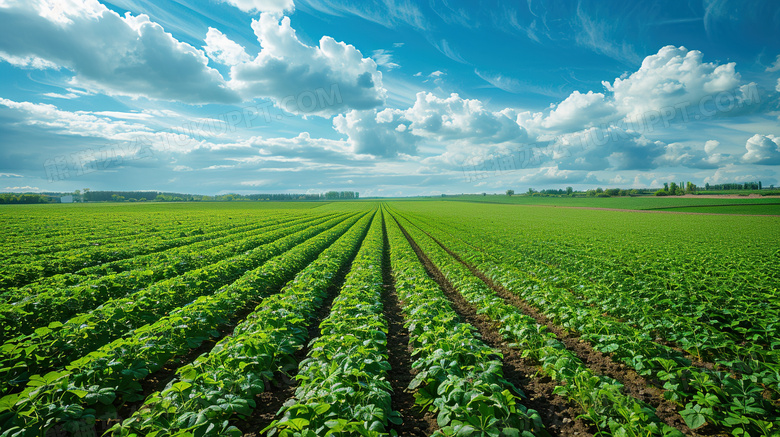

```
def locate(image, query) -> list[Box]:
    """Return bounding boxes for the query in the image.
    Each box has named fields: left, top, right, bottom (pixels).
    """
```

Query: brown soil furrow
left=408, top=221, right=716, bottom=436
left=380, top=214, right=439, bottom=436
left=391, top=213, right=593, bottom=437
left=114, top=318, right=243, bottom=426
left=233, top=271, right=344, bottom=436
left=234, top=215, right=375, bottom=435
left=426, top=219, right=743, bottom=385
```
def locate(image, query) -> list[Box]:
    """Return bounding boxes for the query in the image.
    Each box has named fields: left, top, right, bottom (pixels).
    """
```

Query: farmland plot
left=0, top=201, right=777, bottom=437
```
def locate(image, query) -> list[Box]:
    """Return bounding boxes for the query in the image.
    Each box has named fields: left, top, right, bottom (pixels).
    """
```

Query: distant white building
left=61, top=195, right=73, bottom=203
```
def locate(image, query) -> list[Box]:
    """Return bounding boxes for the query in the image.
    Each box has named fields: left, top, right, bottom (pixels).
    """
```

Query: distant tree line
left=655, top=181, right=698, bottom=196
left=532, top=187, right=574, bottom=196
left=0, top=190, right=361, bottom=204
left=654, top=181, right=769, bottom=196
left=83, top=190, right=159, bottom=202
left=0, top=193, right=54, bottom=204
left=513, top=187, right=654, bottom=197
left=703, top=181, right=764, bottom=191
left=586, top=188, right=649, bottom=197
left=73, top=190, right=360, bottom=202
left=323, top=191, right=359, bottom=199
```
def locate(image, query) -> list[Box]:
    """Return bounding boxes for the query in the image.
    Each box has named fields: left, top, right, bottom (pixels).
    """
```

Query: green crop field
left=649, top=204, right=780, bottom=215
left=0, top=201, right=778, bottom=437
left=428, top=193, right=780, bottom=212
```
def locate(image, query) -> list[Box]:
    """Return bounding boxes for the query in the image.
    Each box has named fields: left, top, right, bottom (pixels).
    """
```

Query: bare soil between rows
left=392, top=213, right=594, bottom=437
left=380, top=213, right=440, bottom=436
left=234, top=216, right=373, bottom=435
left=232, top=271, right=343, bottom=436
left=412, top=221, right=729, bottom=437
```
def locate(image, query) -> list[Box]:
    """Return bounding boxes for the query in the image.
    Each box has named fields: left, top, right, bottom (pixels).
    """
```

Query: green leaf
left=69, top=389, right=89, bottom=398
left=456, top=425, right=476, bottom=436
left=313, top=403, right=330, bottom=415
left=680, top=406, right=707, bottom=430
left=289, top=418, right=310, bottom=430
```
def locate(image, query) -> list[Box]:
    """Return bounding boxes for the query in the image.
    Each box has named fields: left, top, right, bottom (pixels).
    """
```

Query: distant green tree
left=506, top=189, right=514, bottom=196
left=566, top=186, right=573, bottom=196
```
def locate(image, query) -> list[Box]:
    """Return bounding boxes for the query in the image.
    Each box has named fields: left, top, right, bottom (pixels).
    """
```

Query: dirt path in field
left=391, top=214, right=593, bottom=437
left=380, top=214, right=440, bottom=436
left=407, top=223, right=716, bottom=436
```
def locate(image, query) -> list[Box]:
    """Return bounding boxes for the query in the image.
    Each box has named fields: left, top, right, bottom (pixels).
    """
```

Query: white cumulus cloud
left=550, top=127, right=666, bottom=171
left=0, top=0, right=239, bottom=103
left=654, top=141, right=729, bottom=169
left=228, top=13, right=385, bottom=116
left=221, top=0, right=294, bottom=14
left=204, top=28, right=251, bottom=66
left=603, top=45, right=745, bottom=119
left=334, top=109, right=418, bottom=157
left=742, top=134, right=780, bottom=165
left=333, top=92, right=529, bottom=158
left=404, top=92, right=526, bottom=143
left=542, top=90, right=618, bottom=132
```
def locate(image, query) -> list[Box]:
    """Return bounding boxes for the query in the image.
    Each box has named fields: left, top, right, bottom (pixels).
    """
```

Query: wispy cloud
left=371, top=49, right=400, bottom=70
left=647, top=17, right=703, bottom=26
left=429, top=38, right=468, bottom=64
left=297, top=0, right=427, bottom=30
left=42, top=92, right=80, bottom=99
left=4, top=186, right=40, bottom=192
left=573, top=2, right=640, bottom=64
left=475, top=69, right=564, bottom=98
left=766, top=55, right=780, bottom=72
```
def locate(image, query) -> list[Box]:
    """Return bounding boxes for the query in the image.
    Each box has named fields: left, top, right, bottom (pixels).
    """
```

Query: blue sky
left=0, top=0, right=778, bottom=196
